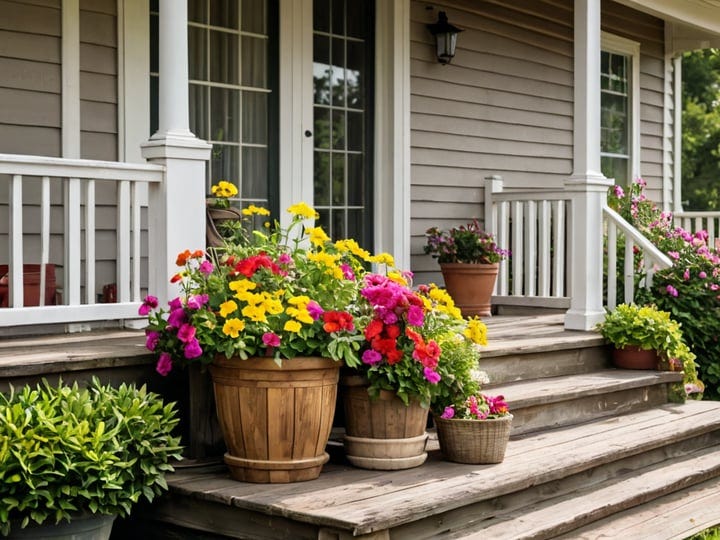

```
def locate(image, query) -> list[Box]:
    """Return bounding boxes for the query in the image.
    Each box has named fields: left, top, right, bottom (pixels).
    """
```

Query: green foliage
left=0, top=379, right=183, bottom=536
left=425, top=219, right=509, bottom=264
left=682, top=49, right=720, bottom=211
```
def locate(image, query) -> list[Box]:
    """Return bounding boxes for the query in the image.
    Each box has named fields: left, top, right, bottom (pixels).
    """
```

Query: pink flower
left=700, top=271, right=708, bottom=279
left=423, top=367, right=441, bottom=384
left=138, top=295, right=158, bottom=316
left=407, top=305, right=424, bottom=327
left=187, top=294, right=209, bottom=309
left=666, top=285, right=679, bottom=297
left=183, top=338, right=202, bottom=359
left=278, top=253, right=292, bottom=265
left=668, top=251, right=680, bottom=260
left=169, top=297, right=183, bottom=310
left=177, top=323, right=197, bottom=343
left=440, top=406, right=455, bottom=419
left=340, top=263, right=355, bottom=280
left=167, top=308, right=187, bottom=328
left=613, top=185, right=625, bottom=198
left=362, top=349, right=383, bottom=365
left=199, top=260, right=214, bottom=275
left=262, top=332, right=281, bottom=347
left=156, top=352, right=173, bottom=376
left=306, top=301, right=324, bottom=320
left=683, top=269, right=690, bottom=281
left=145, top=330, right=160, bottom=351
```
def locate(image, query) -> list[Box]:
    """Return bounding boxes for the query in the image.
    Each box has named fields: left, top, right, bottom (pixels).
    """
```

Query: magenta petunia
left=666, top=285, right=679, bottom=297
left=262, top=332, right=281, bottom=347
left=138, top=295, right=159, bottom=316
left=683, top=269, right=690, bottom=281
left=423, top=367, right=441, bottom=384
left=278, top=253, right=292, bottom=265
left=167, top=308, right=187, bottom=328
left=340, top=263, right=355, bottom=280
left=184, top=338, right=203, bottom=359
left=406, top=305, right=424, bottom=327
left=187, top=294, right=209, bottom=309
left=145, top=330, right=160, bottom=352
left=156, top=352, right=173, bottom=376
left=700, top=271, right=708, bottom=279
left=199, top=260, right=214, bottom=275
left=177, top=323, right=197, bottom=343
left=168, top=297, right=183, bottom=310
left=306, top=301, right=324, bottom=320
left=613, top=185, right=625, bottom=198
left=440, top=406, right=455, bottom=419
left=362, top=349, right=383, bottom=365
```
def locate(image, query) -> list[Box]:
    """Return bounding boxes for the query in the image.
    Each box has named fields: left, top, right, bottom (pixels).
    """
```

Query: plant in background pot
left=424, top=219, right=509, bottom=317
left=206, top=180, right=247, bottom=247
left=596, top=303, right=698, bottom=377
left=0, top=378, right=182, bottom=539
left=142, top=202, right=400, bottom=482
left=341, top=278, right=490, bottom=470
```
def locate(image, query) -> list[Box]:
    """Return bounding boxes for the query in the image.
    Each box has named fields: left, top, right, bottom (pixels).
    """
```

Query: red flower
left=385, top=324, right=400, bottom=339
left=365, top=319, right=384, bottom=340
left=413, top=339, right=441, bottom=369
left=170, top=273, right=182, bottom=283
left=323, top=311, right=355, bottom=333
left=386, top=348, right=403, bottom=364
left=176, top=249, right=192, bottom=266
left=405, top=327, right=422, bottom=345
left=236, top=253, right=281, bottom=278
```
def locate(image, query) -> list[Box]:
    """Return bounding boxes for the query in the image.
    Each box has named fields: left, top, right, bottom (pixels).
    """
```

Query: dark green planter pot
left=8, top=514, right=115, bottom=540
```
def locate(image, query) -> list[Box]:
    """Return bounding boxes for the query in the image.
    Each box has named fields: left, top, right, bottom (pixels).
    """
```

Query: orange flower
left=176, top=249, right=192, bottom=266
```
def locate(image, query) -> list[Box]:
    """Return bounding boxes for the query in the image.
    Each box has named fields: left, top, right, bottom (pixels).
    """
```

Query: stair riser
left=392, top=432, right=720, bottom=540
left=508, top=384, right=673, bottom=436
left=482, top=346, right=609, bottom=384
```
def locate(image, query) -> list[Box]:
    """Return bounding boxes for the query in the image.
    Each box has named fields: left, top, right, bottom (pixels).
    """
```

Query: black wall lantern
left=426, top=11, right=463, bottom=65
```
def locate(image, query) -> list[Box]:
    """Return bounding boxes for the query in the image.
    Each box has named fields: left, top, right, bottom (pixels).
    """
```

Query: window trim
left=601, top=32, right=641, bottom=183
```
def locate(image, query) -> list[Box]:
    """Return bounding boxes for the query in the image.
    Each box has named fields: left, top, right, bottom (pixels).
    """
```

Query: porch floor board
left=160, top=401, right=720, bottom=538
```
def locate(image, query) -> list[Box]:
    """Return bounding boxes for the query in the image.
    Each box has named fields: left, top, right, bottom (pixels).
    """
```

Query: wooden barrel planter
left=341, top=375, right=429, bottom=470
left=208, top=356, right=340, bottom=483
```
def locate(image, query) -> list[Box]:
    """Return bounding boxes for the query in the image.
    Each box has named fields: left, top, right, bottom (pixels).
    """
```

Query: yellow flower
left=222, top=318, right=245, bottom=338
left=369, top=252, right=395, bottom=266
left=219, top=300, right=238, bottom=318
left=335, top=239, right=371, bottom=261
left=242, top=204, right=271, bottom=216
left=284, top=320, right=302, bottom=333
left=287, top=295, right=311, bottom=306
left=211, top=180, right=238, bottom=198
left=308, top=251, right=340, bottom=268
left=229, top=279, right=257, bottom=293
left=387, top=271, right=408, bottom=286
left=287, top=202, right=319, bottom=220
left=242, top=304, right=267, bottom=323
left=464, top=318, right=488, bottom=346
left=262, top=297, right=284, bottom=315
left=306, top=226, right=330, bottom=247
left=286, top=306, right=314, bottom=325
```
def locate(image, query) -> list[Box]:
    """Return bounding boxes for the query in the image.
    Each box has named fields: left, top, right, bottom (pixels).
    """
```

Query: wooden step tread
left=552, top=475, right=720, bottom=540
left=164, top=401, right=720, bottom=536
left=449, top=444, right=720, bottom=539
left=0, top=330, right=151, bottom=377
left=488, top=369, right=683, bottom=409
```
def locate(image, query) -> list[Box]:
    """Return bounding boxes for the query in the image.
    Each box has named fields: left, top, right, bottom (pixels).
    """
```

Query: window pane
left=189, top=84, right=208, bottom=139
left=210, top=144, right=239, bottom=184
left=242, top=146, right=268, bottom=199
left=242, top=0, right=266, bottom=33
left=346, top=1, right=367, bottom=39
left=332, top=209, right=345, bottom=239
left=601, top=156, right=629, bottom=185
left=210, top=0, right=238, bottom=29
left=314, top=0, right=330, bottom=33
left=188, top=26, right=207, bottom=81
left=331, top=0, right=344, bottom=35
left=601, top=93, right=627, bottom=154
left=332, top=110, right=345, bottom=149
left=210, top=31, right=238, bottom=84
left=314, top=107, right=330, bottom=149
left=347, top=209, right=363, bottom=242
left=242, top=36, right=267, bottom=87
left=347, top=111, right=362, bottom=151
left=188, top=0, right=207, bottom=23
left=346, top=41, right=364, bottom=108
left=314, top=151, right=330, bottom=205
left=347, top=154, right=363, bottom=205
left=313, top=35, right=331, bottom=105
left=317, top=209, right=330, bottom=234
left=242, top=92, right=267, bottom=144
left=332, top=152, right=345, bottom=205
left=331, top=37, right=344, bottom=107
left=211, top=87, right=239, bottom=142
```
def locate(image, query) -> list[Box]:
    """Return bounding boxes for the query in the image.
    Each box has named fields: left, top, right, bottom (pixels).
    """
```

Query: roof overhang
left=615, top=0, right=720, bottom=53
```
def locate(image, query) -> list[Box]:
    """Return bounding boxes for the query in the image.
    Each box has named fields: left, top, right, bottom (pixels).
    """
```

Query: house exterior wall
left=409, top=0, right=574, bottom=285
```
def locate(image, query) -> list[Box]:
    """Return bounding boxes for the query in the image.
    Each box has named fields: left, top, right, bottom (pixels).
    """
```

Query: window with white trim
left=601, top=33, right=640, bottom=185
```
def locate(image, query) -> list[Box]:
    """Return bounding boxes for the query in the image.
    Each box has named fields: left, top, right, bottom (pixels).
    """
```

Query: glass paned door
left=313, top=0, right=373, bottom=247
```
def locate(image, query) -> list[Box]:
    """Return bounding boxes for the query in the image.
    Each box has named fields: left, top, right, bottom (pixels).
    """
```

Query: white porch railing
left=484, top=176, right=573, bottom=309
left=0, top=153, right=164, bottom=327
left=602, top=205, right=673, bottom=310
left=673, top=211, right=720, bottom=249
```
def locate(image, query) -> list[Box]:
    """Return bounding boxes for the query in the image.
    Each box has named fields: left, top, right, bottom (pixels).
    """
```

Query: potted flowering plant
left=142, top=202, right=373, bottom=483
left=433, top=393, right=513, bottom=464
left=424, top=219, right=509, bottom=317
left=342, top=277, right=491, bottom=470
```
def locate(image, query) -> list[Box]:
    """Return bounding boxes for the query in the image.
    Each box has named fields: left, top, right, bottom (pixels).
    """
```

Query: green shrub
left=0, top=378, right=183, bottom=536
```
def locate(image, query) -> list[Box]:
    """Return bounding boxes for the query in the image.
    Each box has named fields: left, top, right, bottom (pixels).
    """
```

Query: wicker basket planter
left=434, top=414, right=513, bottom=464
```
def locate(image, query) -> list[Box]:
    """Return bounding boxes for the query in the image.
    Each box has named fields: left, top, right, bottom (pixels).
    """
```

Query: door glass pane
left=313, top=0, right=372, bottom=246
left=242, top=92, right=267, bottom=144
left=189, top=84, right=208, bottom=139
left=242, top=0, right=266, bottom=33
left=242, top=146, right=268, bottom=199
left=189, top=0, right=207, bottom=23
left=241, top=36, right=267, bottom=87
left=210, top=31, right=238, bottom=84
left=188, top=26, right=207, bottom=80
left=210, top=0, right=238, bottom=28
left=210, top=144, right=239, bottom=184
left=210, top=87, right=239, bottom=142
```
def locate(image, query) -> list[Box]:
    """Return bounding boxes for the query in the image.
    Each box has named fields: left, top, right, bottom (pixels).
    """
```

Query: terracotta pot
left=208, top=356, right=340, bottom=483
left=440, top=262, right=499, bottom=317
left=434, top=414, right=513, bottom=464
left=341, top=375, right=429, bottom=470
left=0, top=264, right=57, bottom=307
left=612, top=345, right=660, bottom=370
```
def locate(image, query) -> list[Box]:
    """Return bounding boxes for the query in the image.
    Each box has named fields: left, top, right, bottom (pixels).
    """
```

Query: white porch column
left=141, top=0, right=211, bottom=306
left=564, top=0, right=612, bottom=331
